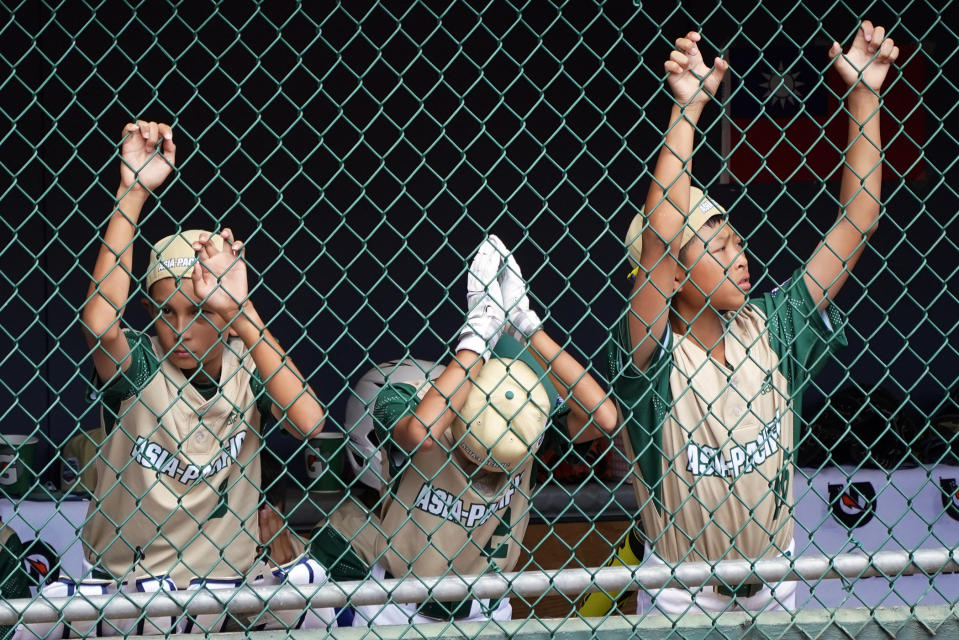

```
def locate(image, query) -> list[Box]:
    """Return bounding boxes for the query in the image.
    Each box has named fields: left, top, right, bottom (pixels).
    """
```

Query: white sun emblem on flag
left=760, top=62, right=804, bottom=108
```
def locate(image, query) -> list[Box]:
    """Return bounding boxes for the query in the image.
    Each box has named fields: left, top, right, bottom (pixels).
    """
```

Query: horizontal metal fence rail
left=3, top=548, right=957, bottom=625
left=165, top=606, right=959, bottom=640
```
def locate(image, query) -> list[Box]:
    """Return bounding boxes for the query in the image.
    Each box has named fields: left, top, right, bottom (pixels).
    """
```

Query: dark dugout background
left=1, top=0, right=955, bottom=484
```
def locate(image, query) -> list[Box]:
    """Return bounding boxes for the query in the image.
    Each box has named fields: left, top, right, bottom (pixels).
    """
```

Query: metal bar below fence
left=2, top=547, right=957, bottom=625
left=170, top=605, right=959, bottom=640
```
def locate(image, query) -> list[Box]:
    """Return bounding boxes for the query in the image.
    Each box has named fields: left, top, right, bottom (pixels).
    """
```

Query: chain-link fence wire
left=0, top=0, right=956, bottom=636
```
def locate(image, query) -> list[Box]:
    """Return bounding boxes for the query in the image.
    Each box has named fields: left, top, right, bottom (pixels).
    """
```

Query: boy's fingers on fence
left=144, top=121, right=159, bottom=147
left=219, top=229, right=246, bottom=258
left=870, top=26, right=886, bottom=54
left=846, top=26, right=868, bottom=61
left=669, top=50, right=689, bottom=69
left=202, top=241, right=218, bottom=262
left=157, top=124, right=175, bottom=157
left=708, top=57, right=729, bottom=84
left=161, top=137, right=176, bottom=164
left=135, top=120, right=157, bottom=148
left=193, top=234, right=217, bottom=261
left=879, top=37, right=895, bottom=60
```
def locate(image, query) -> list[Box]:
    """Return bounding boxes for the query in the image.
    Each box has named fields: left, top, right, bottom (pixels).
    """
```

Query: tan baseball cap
left=450, top=335, right=558, bottom=473
left=144, top=230, right=223, bottom=291
left=626, top=186, right=726, bottom=271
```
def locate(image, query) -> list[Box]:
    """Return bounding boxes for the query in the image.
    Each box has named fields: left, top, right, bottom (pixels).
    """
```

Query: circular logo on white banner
left=828, top=482, right=877, bottom=529
left=939, top=477, right=959, bottom=522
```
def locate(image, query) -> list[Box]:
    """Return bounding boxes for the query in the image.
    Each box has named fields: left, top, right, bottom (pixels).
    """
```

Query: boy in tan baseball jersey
left=25, top=121, right=331, bottom=637
left=351, top=236, right=617, bottom=626
left=609, top=22, right=898, bottom=615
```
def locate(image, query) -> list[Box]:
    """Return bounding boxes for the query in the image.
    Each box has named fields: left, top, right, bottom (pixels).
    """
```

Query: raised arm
left=805, top=20, right=898, bottom=309
left=526, top=330, right=617, bottom=443
left=393, top=240, right=506, bottom=451
left=81, top=121, right=175, bottom=383
left=192, top=230, right=325, bottom=439
left=393, top=352, right=483, bottom=452
left=628, top=32, right=728, bottom=371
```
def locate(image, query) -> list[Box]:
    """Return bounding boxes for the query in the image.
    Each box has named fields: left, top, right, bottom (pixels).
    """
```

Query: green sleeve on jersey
left=536, top=420, right=566, bottom=456
left=308, top=525, right=371, bottom=581
left=0, top=527, right=30, bottom=640
left=372, top=382, right=421, bottom=481
left=606, top=317, right=673, bottom=510
left=548, top=403, right=571, bottom=436
left=531, top=407, right=586, bottom=485
left=248, top=370, right=278, bottom=421
left=529, top=409, right=570, bottom=469
left=99, top=331, right=158, bottom=431
left=755, top=270, right=848, bottom=440
left=756, top=269, right=847, bottom=381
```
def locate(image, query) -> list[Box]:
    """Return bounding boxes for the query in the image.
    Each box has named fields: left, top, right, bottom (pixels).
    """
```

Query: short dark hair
left=678, top=214, right=726, bottom=263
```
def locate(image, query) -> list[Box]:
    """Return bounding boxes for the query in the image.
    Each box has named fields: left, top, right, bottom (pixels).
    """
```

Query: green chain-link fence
left=0, top=0, right=957, bottom=638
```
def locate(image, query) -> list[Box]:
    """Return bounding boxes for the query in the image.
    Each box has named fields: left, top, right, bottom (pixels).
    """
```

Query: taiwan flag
left=722, top=41, right=925, bottom=183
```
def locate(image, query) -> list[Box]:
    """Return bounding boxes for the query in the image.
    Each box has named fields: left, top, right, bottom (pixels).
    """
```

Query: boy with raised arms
left=609, top=21, right=898, bottom=614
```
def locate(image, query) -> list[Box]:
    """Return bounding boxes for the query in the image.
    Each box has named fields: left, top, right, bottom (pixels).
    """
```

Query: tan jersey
left=83, top=336, right=263, bottom=586
left=626, top=307, right=791, bottom=563
left=377, top=429, right=533, bottom=579
left=610, top=272, right=846, bottom=564
left=328, top=498, right=382, bottom=567
left=372, top=376, right=537, bottom=581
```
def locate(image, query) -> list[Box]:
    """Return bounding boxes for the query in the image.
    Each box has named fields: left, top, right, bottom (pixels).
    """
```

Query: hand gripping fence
left=0, top=2, right=956, bottom=639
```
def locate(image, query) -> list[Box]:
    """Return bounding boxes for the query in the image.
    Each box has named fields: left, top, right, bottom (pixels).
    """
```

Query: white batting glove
left=487, top=235, right=542, bottom=341
left=456, top=239, right=507, bottom=361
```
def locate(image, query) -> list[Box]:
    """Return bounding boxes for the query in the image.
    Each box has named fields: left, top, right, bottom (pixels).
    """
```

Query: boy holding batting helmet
left=609, top=21, right=897, bottom=615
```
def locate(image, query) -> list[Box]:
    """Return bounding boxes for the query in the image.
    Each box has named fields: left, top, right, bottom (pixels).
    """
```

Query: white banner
left=793, top=465, right=959, bottom=607
left=0, top=498, right=89, bottom=591
left=3, top=467, right=959, bottom=608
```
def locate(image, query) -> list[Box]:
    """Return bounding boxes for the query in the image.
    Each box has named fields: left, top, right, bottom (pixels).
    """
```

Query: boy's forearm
left=82, top=188, right=148, bottom=336
left=840, top=91, right=882, bottom=229
left=229, top=303, right=325, bottom=438
left=527, top=330, right=584, bottom=397
left=398, top=353, right=479, bottom=451
left=528, top=330, right=616, bottom=440
left=646, top=104, right=702, bottom=251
